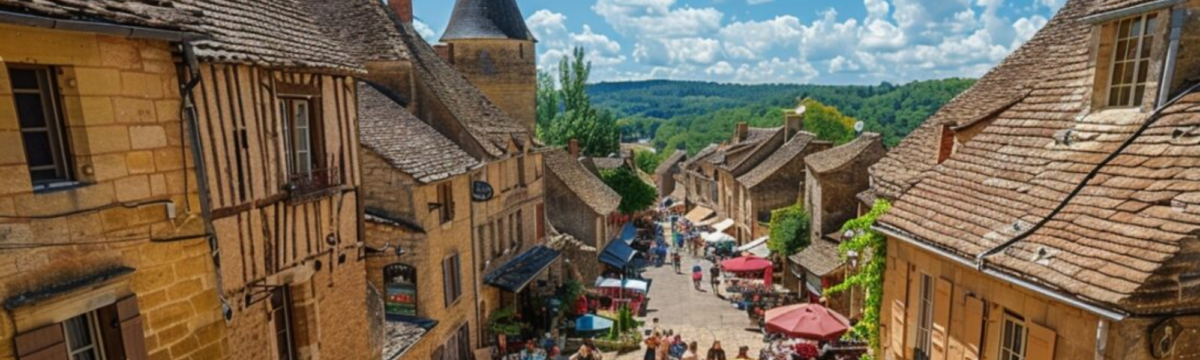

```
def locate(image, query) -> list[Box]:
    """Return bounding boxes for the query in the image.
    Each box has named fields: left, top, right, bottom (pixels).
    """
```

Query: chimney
left=389, top=0, right=413, bottom=24
left=434, top=44, right=454, bottom=64
left=735, top=122, right=749, bottom=143
left=568, top=139, right=580, bottom=158
left=785, top=107, right=806, bottom=140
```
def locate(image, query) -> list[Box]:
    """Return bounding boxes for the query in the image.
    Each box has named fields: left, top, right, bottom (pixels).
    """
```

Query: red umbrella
left=720, top=256, right=772, bottom=272
left=764, top=303, right=851, bottom=341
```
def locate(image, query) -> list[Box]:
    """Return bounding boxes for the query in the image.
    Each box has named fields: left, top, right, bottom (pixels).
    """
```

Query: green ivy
left=824, top=200, right=891, bottom=355
left=768, top=204, right=810, bottom=257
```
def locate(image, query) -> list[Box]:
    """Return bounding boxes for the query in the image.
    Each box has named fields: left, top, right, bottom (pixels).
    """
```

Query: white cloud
left=734, top=58, right=819, bottom=83
left=706, top=61, right=735, bottom=75
left=719, top=16, right=804, bottom=60
left=528, top=10, right=627, bottom=73
left=1012, top=15, right=1047, bottom=47
left=592, top=0, right=723, bottom=37
left=413, top=20, right=437, bottom=43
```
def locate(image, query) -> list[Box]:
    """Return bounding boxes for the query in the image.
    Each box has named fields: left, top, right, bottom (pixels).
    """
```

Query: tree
left=633, top=150, right=662, bottom=175
left=535, top=70, right=558, bottom=138
left=540, top=47, right=619, bottom=157
left=599, top=168, right=657, bottom=214
left=825, top=200, right=892, bottom=355
left=768, top=204, right=810, bottom=257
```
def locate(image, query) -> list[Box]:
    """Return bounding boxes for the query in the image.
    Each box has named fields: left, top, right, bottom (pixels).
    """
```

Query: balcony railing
left=284, top=167, right=340, bottom=202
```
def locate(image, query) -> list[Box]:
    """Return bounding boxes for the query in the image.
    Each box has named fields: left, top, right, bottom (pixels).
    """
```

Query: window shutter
left=890, top=258, right=909, bottom=358
left=536, top=203, right=545, bottom=241
left=962, top=296, right=985, bottom=360
left=931, top=278, right=953, bottom=360
left=115, top=295, right=149, bottom=360
left=14, top=323, right=68, bottom=360
left=443, top=258, right=452, bottom=307
left=1026, top=321, right=1057, bottom=360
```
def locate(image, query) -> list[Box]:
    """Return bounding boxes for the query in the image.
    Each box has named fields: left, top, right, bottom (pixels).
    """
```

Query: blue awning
left=618, top=222, right=639, bottom=244
left=599, top=238, right=637, bottom=269
left=574, top=314, right=614, bottom=332
left=484, top=246, right=561, bottom=292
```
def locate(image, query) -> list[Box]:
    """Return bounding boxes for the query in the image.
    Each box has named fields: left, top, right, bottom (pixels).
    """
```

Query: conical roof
left=440, top=0, right=536, bottom=42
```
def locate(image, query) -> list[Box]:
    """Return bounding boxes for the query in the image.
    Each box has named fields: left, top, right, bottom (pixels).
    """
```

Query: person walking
left=681, top=341, right=699, bottom=360
left=709, top=264, right=722, bottom=292
left=692, top=262, right=704, bottom=290
left=656, top=334, right=671, bottom=360
left=733, top=346, right=752, bottom=360
left=672, top=252, right=682, bottom=274
left=571, top=339, right=602, bottom=360
left=643, top=333, right=661, bottom=360
left=706, top=341, right=727, bottom=360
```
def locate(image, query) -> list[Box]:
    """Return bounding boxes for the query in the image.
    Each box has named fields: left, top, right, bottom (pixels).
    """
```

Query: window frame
left=999, top=312, right=1028, bottom=360
left=8, top=65, right=76, bottom=190
left=278, top=97, right=323, bottom=179
left=1103, top=12, right=1159, bottom=109
left=438, top=182, right=455, bottom=224
left=63, top=311, right=107, bottom=360
left=442, top=254, right=463, bottom=307
left=270, top=287, right=297, bottom=360
left=914, top=273, right=935, bottom=360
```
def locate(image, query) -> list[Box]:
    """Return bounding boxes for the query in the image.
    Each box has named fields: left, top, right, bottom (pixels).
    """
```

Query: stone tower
left=440, top=0, right=538, bottom=132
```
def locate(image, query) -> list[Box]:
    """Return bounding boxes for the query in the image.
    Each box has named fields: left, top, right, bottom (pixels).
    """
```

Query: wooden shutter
left=536, top=203, right=545, bottom=241
left=890, top=258, right=910, bottom=358
left=962, top=296, right=985, bottom=360
left=116, top=295, right=149, bottom=360
left=931, top=278, right=953, bottom=360
left=1026, top=321, right=1057, bottom=360
left=14, top=323, right=68, bottom=360
left=443, top=257, right=452, bottom=306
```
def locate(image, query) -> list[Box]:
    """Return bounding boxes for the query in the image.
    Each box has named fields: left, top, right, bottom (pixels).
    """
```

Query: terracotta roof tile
left=545, top=149, right=621, bottom=215
left=788, top=239, right=843, bottom=277
left=298, top=0, right=410, bottom=63
left=805, top=133, right=885, bottom=175
left=0, top=0, right=200, bottom=30
left=358, top=83, right=479, bottom=184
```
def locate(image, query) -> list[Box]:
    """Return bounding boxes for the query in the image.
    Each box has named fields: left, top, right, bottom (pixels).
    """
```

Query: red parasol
left=764, top=303, right=851, bottom=341
left=721, top=256, right=772, bottom=272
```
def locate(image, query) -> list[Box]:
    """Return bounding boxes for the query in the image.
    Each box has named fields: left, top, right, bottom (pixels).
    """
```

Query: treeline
left=593, top=79, right=975, bottom=154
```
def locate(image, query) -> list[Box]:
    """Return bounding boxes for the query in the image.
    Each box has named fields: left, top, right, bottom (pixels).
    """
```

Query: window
left=1000, top=313, right=1028, bottom=360
left=63, top=312, right=104, bottom=360
left=489, top=222, right=499, bottom=258
left=516, top=210, right=524, bottom=249
left=280, top=98, right=319, bottom=177
left=270, top=288, right=297, bottom=360
left=478, top=227, right=488, bottom=270
left=1106, top=13, right=1158, bottom=108
left=914, top=274, right=935, bottom=360
left=536, top=203, right=546, bottom=241
left=10, top=67, right=74, bottom=189
left=517, top=155, right=526, bottom=187
left=498, top=218, right=507, bottom=253
left=436, top=323, right=472, bottom=360
left=438, top=182, right=455, bottom=223
left=442, top=254, right=462, bottom=306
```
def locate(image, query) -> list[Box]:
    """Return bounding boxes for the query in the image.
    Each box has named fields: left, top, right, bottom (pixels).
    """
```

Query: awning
left=685, top=206, right=715, bottom=222
left=712, top=218, right=735, bottom=232
left=696, top=217, right=721, bottom=227
left=575, top=314, right=614, bottom=332
left=702, top=231, right=735, bottom=243
left=739, top=236, right=770, bottom=258
left=595, top=277, right=650, bottom=292
left=617, top=222, right=639, bottom=244
left=599, top=239, right=637, bottom=269
left=484, top=246, right=560, bottom=292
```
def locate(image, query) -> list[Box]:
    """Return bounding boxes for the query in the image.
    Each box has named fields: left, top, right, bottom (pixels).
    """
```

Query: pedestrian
left=644, top=333, right=661, bottom=360
left=521, top=341, right=547, bottom=360
left=652, top=317, right=661, bottom=334
left=709, top=265, right=721, bottom=292
left=541, top=333, right=555, bottom=354
left=571, top=339, right=602, bottom=360
left=669, top=335, right=686, bottom=359
left=656, top=334, right=671, bottom=360
left=672, top=252, right=682, bottom=274
left=681, top=341, right=699, bottom=360
left=707, top=341, right=726, bottom=360
left=733, top=346, right=752, bottom=360
left=692, top=269, right=703, bottom=290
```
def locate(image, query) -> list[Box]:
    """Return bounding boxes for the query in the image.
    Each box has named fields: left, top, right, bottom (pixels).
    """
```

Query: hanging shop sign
left=472, top=181, right=494, bottom=202
left=384, top=263, right=417, bottom=316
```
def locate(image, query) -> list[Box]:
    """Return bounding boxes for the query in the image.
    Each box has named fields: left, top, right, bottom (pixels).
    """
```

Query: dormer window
left=1104, top=13, right=1159, bottom=108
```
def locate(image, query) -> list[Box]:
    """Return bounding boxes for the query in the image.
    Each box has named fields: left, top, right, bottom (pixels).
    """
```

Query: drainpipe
left=179, top=43, right=233, bottom=323
left=1157, top=9, right=1185, bottom=107
left=1094, top=319, right=1109, bottom=360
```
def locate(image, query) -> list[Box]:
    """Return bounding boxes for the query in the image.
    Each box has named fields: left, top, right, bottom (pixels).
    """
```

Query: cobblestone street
left=602, top=224, right=764, bottom=359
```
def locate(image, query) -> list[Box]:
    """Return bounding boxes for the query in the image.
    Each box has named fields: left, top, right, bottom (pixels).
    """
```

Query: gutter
left=875, top=223, right=1128, bottom=322
left=1080, top=0, right=1186, bottom=24
left=0, top=9, right=208, bottom=41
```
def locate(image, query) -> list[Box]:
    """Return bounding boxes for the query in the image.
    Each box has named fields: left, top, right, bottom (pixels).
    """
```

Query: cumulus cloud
left=528, top=10, right=626, bottom=73
left=413, top=20, right=437, bottom=43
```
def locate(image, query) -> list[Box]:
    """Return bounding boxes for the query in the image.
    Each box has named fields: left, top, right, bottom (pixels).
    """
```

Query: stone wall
left=544, top=166, right=602, bottom=247
left=444, top=40, right=537, bottom=132
left=0, top=24, right=225, bottom=360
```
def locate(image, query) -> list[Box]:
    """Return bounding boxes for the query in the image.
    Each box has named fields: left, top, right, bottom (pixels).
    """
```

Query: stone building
left=0, top=4, right=222, bottom=359
left=438, top=0, right=538, bottom=132
left=682, top=144, right=722, bottom=214
left=876, top=0, right=1200, bottom=359
left=357, top=82, right=483, bottom=360
left=543, top=148, right=621, bottom=282
left=654, top=150, right=687, bottom=199
left=735, top=128, right=830, bottom=242
left=310, top=0, right=549, bottom=356
left=803, top=133, right=885, bottom=243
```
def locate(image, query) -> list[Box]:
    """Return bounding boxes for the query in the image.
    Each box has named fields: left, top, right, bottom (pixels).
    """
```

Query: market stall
left=594, top=277, right=650, bottom=315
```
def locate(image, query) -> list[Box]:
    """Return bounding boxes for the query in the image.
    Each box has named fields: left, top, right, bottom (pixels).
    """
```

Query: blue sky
left=412, top=0, right=1066, bottom=85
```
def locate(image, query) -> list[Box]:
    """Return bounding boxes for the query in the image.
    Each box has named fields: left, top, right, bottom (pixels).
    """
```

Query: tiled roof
left=0, top=0, right=200, bottom=30
left=589, top=157, right=626, bottom=170
left=879, top=0, right=1200, bottom=314
left=806, top=133, right=885, bottom=175
left=724, top=128, right=784, bottom=174
left=1090, top=0, right=1160, bottom=15
left=655, top=150, right=687, bottom=175
left=789, top=239, right=842, bottom=277
left=856, top=189, right=877, bottom=208
left=358, top=83, right=479, bottom=184
left=545, top=149, right=621, bottom=215
left=298, top=0, right=410, bottom=63
left=738, top=132, right=819, bottom=189
left=0, top=0, right=361, bottom=72
left=440, top=0, right=535, bottom=42
left=684, top=144, right=721, bottom=169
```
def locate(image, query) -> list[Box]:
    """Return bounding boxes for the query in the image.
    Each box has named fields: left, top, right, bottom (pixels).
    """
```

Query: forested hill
left=588, top=79, right=975, bottom=153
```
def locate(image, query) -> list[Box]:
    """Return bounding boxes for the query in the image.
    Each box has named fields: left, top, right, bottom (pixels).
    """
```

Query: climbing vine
left=824, top=200, right=891, bottom=356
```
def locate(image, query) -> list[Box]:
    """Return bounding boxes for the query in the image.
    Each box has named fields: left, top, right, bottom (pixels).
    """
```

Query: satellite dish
left=795, top=105, right=806, bottom=114
left=854, top=121, right=865, bottom=133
